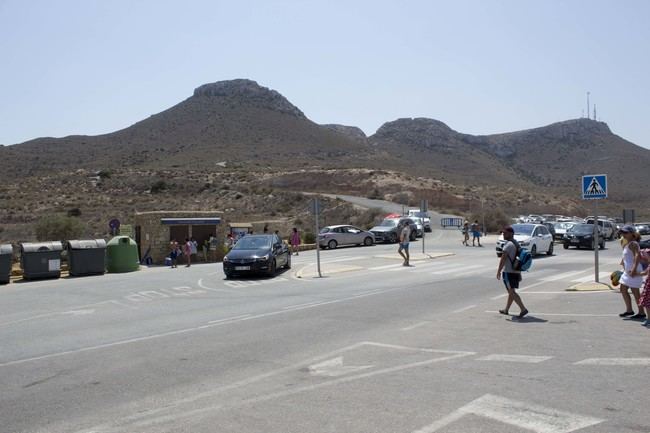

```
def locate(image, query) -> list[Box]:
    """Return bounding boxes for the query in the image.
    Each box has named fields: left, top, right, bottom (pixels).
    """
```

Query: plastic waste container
left=20, top=241, right=63, bottom=280
left=0, top=244, right=13, bottom=284
left=106, top=236, right=139, bottom=273
left=67, top=239, right=106, bottom=277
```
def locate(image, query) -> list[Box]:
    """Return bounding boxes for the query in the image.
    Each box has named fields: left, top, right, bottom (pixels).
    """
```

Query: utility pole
left=587, top=92, right=590, bottom=120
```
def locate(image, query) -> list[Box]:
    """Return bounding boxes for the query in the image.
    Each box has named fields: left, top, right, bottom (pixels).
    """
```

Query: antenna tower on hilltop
left=586, top=92, right=590, bottom=120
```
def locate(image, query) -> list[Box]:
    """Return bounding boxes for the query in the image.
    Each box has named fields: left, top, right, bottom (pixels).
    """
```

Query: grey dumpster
left=20, top=242, right=63, bottom=280
left=67, top=239, right=107, bottom=277
left=0, top=244, right=12, bottom=284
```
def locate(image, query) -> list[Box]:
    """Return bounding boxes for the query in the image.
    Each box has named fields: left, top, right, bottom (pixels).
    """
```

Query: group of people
left=169, top=238, right=198, bottom=268
left=461, top=220, right=482, bottom=247
left=496, top=224, right=650, bottom=325
left=223, top=227, right=303, bottom=256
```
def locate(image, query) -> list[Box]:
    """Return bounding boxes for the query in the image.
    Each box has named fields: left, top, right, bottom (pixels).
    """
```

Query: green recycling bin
left=67, top=239, right=107, bottom=276
left=106, top=236, right=139, bottom=273
left=0, top=244, right=13, bottom=284
left=20, top=241, right=63, bottom=280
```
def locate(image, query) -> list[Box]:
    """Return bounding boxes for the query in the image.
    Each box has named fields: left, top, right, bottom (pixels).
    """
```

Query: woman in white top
left=618, top=225, right=645, bottom=319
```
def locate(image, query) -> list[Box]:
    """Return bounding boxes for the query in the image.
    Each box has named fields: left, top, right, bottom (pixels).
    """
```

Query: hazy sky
left=1, top=0, right=648, bottom=147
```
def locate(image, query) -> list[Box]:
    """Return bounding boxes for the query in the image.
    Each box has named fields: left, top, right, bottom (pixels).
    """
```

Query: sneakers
left=619, top=311, right=634, bottom=317
left=642, top=319, right=650, bottom=327
left=630, top=313, right=647, bottom=320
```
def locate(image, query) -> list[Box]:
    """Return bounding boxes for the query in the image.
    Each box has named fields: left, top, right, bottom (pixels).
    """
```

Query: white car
left=553, top=221, right=575, bottom=240
left=496, top=223, right=554, bottom=257
left=408, top=210, right=431, bottom=232
left=318, top=225, right=375, bottom=249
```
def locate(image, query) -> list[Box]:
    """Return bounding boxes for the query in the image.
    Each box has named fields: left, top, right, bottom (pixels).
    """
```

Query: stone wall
left=134, top=211, right=225, bottom=265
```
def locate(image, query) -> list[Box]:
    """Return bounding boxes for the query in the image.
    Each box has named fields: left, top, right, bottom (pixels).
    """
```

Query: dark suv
left=369, top=218, right=418, bottom=243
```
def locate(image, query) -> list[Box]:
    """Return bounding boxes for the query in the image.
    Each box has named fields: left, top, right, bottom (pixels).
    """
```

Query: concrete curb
left=295, top=264, right=364, bottom=279
left=566, top=281, right=614, bottom=292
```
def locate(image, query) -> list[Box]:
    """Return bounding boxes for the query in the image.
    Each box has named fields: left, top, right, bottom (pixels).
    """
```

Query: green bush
left=34, top=215, right=85, bottom=241
left=303, top=231, right=316, bottom=244
left=150, top=180, right=168, bottom=193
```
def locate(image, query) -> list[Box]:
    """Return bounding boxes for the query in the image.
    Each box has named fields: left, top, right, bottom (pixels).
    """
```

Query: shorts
left=398, top=243, right=410, bottom=251
left=472, top=231, right=481, bottom=238
left=503, top=272, right=521, bottom=290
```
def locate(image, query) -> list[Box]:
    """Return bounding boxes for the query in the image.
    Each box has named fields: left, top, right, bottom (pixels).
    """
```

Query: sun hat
left=619, top=225, right=636, bottom=234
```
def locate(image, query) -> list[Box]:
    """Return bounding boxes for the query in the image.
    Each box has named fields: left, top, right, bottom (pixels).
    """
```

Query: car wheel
left=285, top=254, right=291, bottom=269
left=547, top=242, right=554, bottom=256
left=363, top=237, right=373, bottom=246
left=563, top=243, right=569, bottom=250
left=328, top=240, right=338, bottom=250
left=531, top=245, right=537, bottom=256
left=267, top=259, right=276, bottom=277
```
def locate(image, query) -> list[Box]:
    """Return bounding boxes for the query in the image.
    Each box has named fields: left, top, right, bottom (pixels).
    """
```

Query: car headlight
left=223, top=256, right=230, bottom=262
left=257, top=254, right=269, bottom=261
left=520, top=241, right=530, bottom=246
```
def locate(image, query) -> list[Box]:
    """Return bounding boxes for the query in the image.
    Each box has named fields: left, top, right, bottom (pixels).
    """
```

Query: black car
left=640, top=238, right=650, bottom=249
left=223, top=234, right=290, bottom=278
left=542, top=222, right=556, bottom=240
left=369, top=218, right=418, bottom=243
left=635, top=223, right=650, bottom=235
left=562, top=223, right=605, bottom=250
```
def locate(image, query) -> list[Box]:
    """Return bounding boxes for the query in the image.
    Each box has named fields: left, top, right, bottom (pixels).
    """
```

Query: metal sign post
left=311, top=198, right=322, bottom=278
left=582, top=174, right=607, bottom=283
left=420, top=199, right=428, bottom=254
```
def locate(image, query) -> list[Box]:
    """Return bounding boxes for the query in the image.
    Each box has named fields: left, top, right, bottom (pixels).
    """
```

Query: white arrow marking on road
left=411, top=394, right=603, bottom=433
left=477, top=354, right=553, bottom=363
left=307, top=356, right=374, bottom=377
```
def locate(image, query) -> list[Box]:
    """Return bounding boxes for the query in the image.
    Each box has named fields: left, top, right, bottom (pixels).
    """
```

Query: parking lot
left=1, top=223, right=649, bottom=432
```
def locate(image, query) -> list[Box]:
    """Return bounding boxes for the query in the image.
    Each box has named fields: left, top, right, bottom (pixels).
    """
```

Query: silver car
left=318, top=225, right=375, bottom=249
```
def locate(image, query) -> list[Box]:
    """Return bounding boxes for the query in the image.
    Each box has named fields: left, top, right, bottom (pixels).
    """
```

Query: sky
left=1, top=0, right=648, bottom=148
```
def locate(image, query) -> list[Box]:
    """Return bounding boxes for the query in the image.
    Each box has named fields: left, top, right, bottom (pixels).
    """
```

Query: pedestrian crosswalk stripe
left=431, top=264, right=486, bottom=275
left=477, top=354, right=553, bottom=363
left=571, top=272, right=610, bottom=283
left=540, top=270, right=589, bottom=282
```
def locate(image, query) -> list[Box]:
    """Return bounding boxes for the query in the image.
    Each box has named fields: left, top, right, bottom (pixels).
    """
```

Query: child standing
left=290, top=228, right=301, bottom=255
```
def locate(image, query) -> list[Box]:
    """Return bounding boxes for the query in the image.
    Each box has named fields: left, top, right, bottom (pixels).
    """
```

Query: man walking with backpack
left=497, top=226, right=528, bottom=318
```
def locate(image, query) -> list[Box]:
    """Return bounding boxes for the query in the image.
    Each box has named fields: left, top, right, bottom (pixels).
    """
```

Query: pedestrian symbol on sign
left=582, top=175, right=607, bottom=200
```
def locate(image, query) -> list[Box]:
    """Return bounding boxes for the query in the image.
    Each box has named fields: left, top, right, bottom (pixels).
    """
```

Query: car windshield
left=512, top=224, right=535, bottom=236
left=233, top=236, right=272, bottom=250
left=555, top=222, right=574, bottom=229
left=569, top=224, right=593, bottom=234
left=379, top=219, right=398, bottom=227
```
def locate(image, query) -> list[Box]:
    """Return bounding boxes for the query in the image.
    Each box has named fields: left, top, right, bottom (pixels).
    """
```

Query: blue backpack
left=509, top=240, right=533, bottom=272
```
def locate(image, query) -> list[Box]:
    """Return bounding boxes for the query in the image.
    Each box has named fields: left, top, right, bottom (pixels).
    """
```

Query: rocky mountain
left=0, top=79, right=371, bottom=178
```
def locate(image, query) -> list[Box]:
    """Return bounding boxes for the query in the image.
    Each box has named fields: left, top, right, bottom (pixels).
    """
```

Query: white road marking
left=477, top=354, right=553, bottom=363
left=128, top=351, right=477, bottom=430
left=307, top=356, right=374, bottom=377
left=60, top=309, right=96, bottom=316
left=570, top=272, right=610, bottom=283
left=207, top=314, right=252, bottom=324
left=0, top=287, right=405, bottom=368
left=400, top=321, right=430, bottom=331
left=539, top=269, right=589, bottom=282
left=430, top=264, right=486, bottom=275
left=369, top=263, right=404, bottom=270
left=452, top=304, right=476, bottom=314
left=138, top=290, right=170, bottom=299
left=485, top=310, right=618, bottom=317
left=491, top=279, right=549, bottom=300
left=574, top=358, right=650, bottom=366
left=411, top=393, right=603, bottom=433
left=388, top=261, right=449, bottom=272
left=197, top=278, right=238, bottom=293
left=282, top=301, right=324, bottom=310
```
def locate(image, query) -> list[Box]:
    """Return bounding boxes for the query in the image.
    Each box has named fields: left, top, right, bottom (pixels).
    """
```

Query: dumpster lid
left=67, top=239, right=107, bottom=250
left=20, top=241, right=64, bottom=253
left=0, top=244, right=13, bottom=255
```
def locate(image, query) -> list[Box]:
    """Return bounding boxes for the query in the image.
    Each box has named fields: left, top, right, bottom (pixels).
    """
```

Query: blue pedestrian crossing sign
left=582, top=174, right=607, bottom=200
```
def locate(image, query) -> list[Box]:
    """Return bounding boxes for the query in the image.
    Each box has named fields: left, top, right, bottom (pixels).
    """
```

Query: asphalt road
left=1, top=227, right=649, bottom=433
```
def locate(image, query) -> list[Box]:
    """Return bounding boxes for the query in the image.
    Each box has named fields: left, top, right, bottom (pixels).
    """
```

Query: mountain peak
left=192, top=79, right=305, bottom=118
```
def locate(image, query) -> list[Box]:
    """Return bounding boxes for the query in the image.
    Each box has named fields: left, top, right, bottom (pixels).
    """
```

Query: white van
left=408, top=209, right=431, bottom=232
